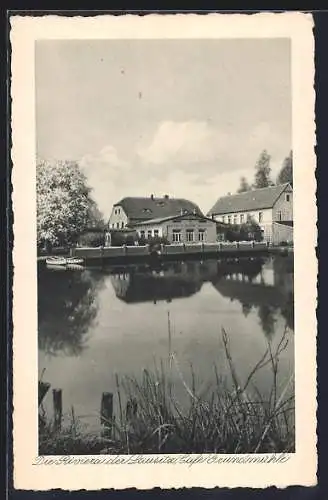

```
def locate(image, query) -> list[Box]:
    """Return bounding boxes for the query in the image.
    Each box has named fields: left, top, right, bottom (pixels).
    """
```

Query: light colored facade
left=208, top=184, right=293, bottom=244
left=134, top=213, right=217, bottom=244
left=108, top=205, right=129, bottom=230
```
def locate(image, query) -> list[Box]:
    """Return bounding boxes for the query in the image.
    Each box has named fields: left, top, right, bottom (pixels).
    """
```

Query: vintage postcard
left=11, top=12, right=317, bottom=490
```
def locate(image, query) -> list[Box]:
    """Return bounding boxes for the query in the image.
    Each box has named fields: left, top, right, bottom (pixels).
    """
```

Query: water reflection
left=38, top=265, right=105, bottom=356
left=107, top=256, right=294, bottom=337
left=38, top=255, right=294, bottom=360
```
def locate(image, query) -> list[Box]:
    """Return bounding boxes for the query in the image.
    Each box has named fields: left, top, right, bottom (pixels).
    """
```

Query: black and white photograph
left=36, top=35, right=296, bottom=456
left=11, top=13, right=317, bottom=490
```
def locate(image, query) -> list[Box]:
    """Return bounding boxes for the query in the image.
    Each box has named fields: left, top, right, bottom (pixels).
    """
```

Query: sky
left=35, top=38, right=291, bottom=216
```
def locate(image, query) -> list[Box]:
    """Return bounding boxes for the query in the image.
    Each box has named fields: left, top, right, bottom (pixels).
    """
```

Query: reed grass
left=39, top=327, right=294, bottom=455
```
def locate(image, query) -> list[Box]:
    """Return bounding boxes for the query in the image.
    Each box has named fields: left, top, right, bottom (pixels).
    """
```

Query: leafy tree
left=253, top=150, right=274, bottom=189
left=37, top=159, right=102, bottom=248
left=277, top=150, right=293, bottom=186
left=86, top=198, right=106, bottom=229
left=237, top=176, right=251, bottom=193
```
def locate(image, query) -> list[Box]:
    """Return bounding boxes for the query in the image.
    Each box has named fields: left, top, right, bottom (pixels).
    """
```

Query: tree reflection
left=212, top=256, right=294, bottom=338
left=280, top=292, right=294, bottom=331
left=258, top=304, right=277, bottom=340
left=38, top=265, right=105, bottom=357
left=242, top=303, right=252, bottom=317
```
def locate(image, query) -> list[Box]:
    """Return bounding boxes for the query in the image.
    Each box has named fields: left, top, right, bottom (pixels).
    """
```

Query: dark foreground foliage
left=39, top=328, right=294, bottom=455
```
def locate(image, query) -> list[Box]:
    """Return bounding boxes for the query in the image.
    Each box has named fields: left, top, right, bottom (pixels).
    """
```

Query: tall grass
left=39, top=327, right=294, bottom=455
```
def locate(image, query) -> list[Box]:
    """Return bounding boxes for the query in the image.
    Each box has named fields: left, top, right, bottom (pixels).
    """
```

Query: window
left=277, top=211, right=282, bottom=221
left=222, top=216, right=226, bottom=223
left=117, top=208, right=120, bottom=214
left=172, top=230, right=181, bottom=242
left=147, top=230, right=152, bottom=239
left=143, top=208, right=152, bottom=214
left=140, top=230, right=145, bottom=238
left=114, top=209, right=117, bottom=215
left=233, top=215, right=238, bottom=225
left=258, top=212, right=263, bottom=223
left=154, top=229, right=159, bottom=238
left=116, top=222, right=120, bottom=229
left=247, top=214, right=251, bottom=222
left=121, top=222, right=124, bottom=228
left=240, top=214, right=244, bottom=224
left=286, top=194, right=290, bottom=202
left=186, top=229, right=194, bottom=242
left=198, top=230, right=205, bottom=242
left=228, top=216, right=232, bottom=224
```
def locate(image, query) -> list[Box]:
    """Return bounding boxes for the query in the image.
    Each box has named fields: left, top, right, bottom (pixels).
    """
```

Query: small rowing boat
left=46, top=256, right=84, bottom=266
left=66, top=257, right=84, bottom=265
left=46, top=256, right=67, bottom=266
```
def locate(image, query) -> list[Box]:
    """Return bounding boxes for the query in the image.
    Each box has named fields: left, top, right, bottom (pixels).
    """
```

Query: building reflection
left=38, top=254, right=294, bottom=358
left=110, top=261, right=206, bottom=304
left=109, top=255, right=294, bottom=336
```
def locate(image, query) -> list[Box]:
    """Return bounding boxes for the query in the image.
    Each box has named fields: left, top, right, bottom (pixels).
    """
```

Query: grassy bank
left=39, top=328, right=294, bottom=455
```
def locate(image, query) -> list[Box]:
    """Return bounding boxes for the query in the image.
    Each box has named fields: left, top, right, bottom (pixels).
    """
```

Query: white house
left=207, top=183, right=293, bottom=244
left=108, top=194, right=219, bottom=242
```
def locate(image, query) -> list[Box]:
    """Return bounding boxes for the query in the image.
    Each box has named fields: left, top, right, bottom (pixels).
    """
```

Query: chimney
left=193, top=208, right=196, bottom=215
left=150, top=194, right=154, bottom=200
left=180, top=208, right=184, bottom=215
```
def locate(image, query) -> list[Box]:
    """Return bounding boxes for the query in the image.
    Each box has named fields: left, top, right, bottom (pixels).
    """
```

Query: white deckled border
left=11, top=12, right=317, bottom=490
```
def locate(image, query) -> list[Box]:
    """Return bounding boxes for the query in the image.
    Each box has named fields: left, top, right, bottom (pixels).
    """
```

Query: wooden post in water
left=126, top=398, right=138, bottom=421
left=53, top=389, right=62, bottom=431
left=100, top=392, right=113, bottom=438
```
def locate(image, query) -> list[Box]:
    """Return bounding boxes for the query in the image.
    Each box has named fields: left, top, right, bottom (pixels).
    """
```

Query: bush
left=110, top=231, right=138, bottom=247
left=220, top=218, right=263, bottom=242
left=137, top=235, right=170, bottom=249
left=78, top=231, right=105, bottom=247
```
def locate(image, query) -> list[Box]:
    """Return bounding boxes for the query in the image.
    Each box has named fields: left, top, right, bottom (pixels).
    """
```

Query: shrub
left=78, top=230, right=105, bottom=247
left=220, top=219, right=263, bottom=242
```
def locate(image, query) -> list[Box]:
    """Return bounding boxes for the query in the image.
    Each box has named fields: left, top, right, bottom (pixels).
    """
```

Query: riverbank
left=39, top=328, right=294, bottom=455
left=38, top=242, right=293, bottom=265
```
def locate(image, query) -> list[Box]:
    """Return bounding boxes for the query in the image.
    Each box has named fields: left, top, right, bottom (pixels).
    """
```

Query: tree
left=37, top=159, right=102, bottom=248
left=277, top=150, right=293, bottom=185
left=237, top=176, right=251, bottom=193
left=253, top=150, right=274, bottom=189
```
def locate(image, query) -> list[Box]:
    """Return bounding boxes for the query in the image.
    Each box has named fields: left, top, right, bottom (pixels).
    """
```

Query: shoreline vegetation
left=39, top=327, right=294, bottom=455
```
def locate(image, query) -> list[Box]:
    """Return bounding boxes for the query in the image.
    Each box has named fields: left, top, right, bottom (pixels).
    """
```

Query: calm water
left=38, top=255, right=294, bottom=427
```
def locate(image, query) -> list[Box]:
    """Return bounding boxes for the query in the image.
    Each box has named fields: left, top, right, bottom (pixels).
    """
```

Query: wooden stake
left=101, top=392, right=113, bottom=438
left=53, top=389, right=62, bottom=431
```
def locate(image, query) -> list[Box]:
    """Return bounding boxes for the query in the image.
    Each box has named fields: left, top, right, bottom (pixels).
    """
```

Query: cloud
left=79, top=145, right=131, bottom=215
left=137, top=120, right=289, bottom=181
left=137, top=120, right=228, bottom=166
left=78, top=121, right=289, bottom=218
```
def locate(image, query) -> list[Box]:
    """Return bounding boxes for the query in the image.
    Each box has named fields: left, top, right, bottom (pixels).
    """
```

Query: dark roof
left=132, top=213, right=215, bottom=227
left=208, top=184, right=291, bottom=216
left=115, top=196, right=203, bottom=221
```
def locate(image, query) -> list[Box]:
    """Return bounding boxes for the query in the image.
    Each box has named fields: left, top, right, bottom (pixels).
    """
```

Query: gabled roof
left=132, top=213, right=215, bottom=227
left=208, top=184, right=291, bottom=216
left=114, top=196, right=203, bottom=221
